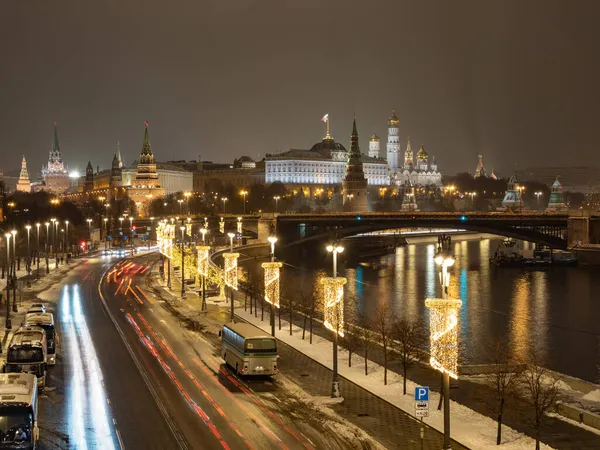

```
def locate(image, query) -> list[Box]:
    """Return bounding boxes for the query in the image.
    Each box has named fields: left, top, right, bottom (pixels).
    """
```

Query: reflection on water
left=279, top=238, right=600, bottom=382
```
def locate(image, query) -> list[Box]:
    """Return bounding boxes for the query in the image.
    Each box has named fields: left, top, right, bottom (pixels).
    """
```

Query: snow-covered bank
left=234, top=306, right=553, bottom=450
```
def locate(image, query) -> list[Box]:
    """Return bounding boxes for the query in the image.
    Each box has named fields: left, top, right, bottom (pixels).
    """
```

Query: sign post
left=415, top=386, right=429, bottom=449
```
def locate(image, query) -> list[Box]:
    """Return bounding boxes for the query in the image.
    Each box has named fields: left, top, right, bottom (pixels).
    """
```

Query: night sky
left=2, top=0, right=599, bottom=178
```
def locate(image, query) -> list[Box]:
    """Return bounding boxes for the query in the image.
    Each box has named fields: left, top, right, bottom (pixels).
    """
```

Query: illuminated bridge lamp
left=223, top=252, right=239, bottom=321
left=219, top=217, right=225, bottom=234
left=197, top=245, right=211, bottom=312
left=237, top=217, right=242, bottom=235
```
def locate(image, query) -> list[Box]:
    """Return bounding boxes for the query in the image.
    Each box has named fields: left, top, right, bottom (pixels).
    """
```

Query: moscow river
left=264, top=237, right=600, bottom=383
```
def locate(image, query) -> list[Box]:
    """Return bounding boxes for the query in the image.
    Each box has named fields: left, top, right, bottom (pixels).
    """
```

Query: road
left=39, top=253, right=360, bottom=449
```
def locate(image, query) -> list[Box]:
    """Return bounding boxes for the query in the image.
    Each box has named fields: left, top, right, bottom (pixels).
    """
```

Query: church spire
left=116, top=141, right=123, bottom=168
left=140, top=121, right=155, bottom=164
left=52, top=122, right=60, bottom=155
left=342, top=114, right=368, bottom=212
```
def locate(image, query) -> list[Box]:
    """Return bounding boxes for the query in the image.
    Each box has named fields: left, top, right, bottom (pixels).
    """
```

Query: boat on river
left=490, top=239, right=577, bottom=267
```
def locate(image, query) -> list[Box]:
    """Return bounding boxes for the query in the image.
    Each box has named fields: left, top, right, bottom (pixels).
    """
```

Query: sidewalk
left=147, top=262, right=467, bottom=450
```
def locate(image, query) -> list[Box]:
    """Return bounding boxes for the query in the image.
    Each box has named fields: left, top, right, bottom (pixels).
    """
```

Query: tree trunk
left=364, top=349, right=368, bottom=375
left=289, top=303, right=293, bottom=336
left=309, top=314, right=313, bottom=344
left=535, top=421, right=541, bottom=450
left=383, top=344, right=388, bottom=385
left=403, top=364, right=407, bottom=395
left=249, top=293, right=253, bottom=314
left=348, top=350, right=352, bottom=367
left=278, top=305, right=281, bottom=330
left=496, top=398, right=504, bottom=445
left=302, top=314, right=307, bottom=340
left=261, top=296, right=264, bottom=321
left=244, top=291, right=247, bottom=311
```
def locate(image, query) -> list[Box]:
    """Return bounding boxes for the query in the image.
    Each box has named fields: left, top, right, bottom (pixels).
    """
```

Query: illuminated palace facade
left=265, top=120, right=389, bottom=190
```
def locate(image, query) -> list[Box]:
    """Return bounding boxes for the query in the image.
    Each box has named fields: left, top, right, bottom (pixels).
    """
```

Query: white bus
left=0, top=373, right=39, bottom=449
left=4, top=327, right=47, bottom=389
left=24, top=313, right=57, bottom=366
left=221, top=323, right=279, bottom=376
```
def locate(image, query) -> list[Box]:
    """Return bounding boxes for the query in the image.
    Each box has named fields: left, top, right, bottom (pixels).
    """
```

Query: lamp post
left=535, top=191, right=542, bottom=209
left=65, top=220, right=69, bottom=258
left=51, top=219, right=58, bottom=269
left=468, top=192, right=476, bottom=209
left=179, top=225, right=186, bottom=299
left=240, top=190, right=248, bottom=214
left=227, top=232, right=235, bottom=320
left=103, top=218, right=108, bottom=248
left=273, top=196, right=280, bottom=213
left=11, top=230, right=16, bottom=313
left=346, top=194, right=354, bottom=207
left=35, top=222, right=42, bottom=278
left=326, top=243, right=344, bottom=398
left=221, top=197, right=228, bottom=214
left=268, top=236, right=278, bottom=336
left=430, top=245, right=458, bottom=450
left=4, top=233, right=11, bottom=330
left=25, top=225, right=31, bottom=285
left=87, top=219, right=92, bottom=248
left=184, top=192, right=191, bottom=215
left=199, top=227, right=209, bottom=312
left=45, top=222, right=50, bottom=274
left=149, top=217, right=155, bottom=248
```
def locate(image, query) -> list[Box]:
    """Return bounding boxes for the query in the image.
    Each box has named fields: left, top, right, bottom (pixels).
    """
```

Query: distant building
left=515, top=166, right=600, bottom=194
left=16, top=156, right=31, bottom=193
left=265, top=117, right=388, bottom=188
left=546, top=177, right=567, bottom=211
left=41, top=123, right=70, bottom=193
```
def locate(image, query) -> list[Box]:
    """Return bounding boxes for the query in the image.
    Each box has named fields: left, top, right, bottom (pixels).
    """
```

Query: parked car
left=28, top=303, right=46, bottom=314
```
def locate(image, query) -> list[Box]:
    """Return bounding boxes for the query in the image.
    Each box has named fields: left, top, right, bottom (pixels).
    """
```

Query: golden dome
left=388, top=110, right=399, bottom=125
left=370, top=133, right=379, bottom=142
left=417, top=145, right=428, bottom=160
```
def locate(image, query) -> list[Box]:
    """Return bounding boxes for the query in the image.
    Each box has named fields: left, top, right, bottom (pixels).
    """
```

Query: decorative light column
left=179, top=225, right=186, bottom=299
left=219, top=217, right=225, bottom=234
left=325, top=244, right=346, bottom=398
left=198, top=228, right=209, bottom=312
left=262, top=236, right=281, bottom=337
left=224, top=232, right=239, bottom=322
left=425, top=246, right=461, bottom=450
left=237, top=217, right=242, bottom=235
left=10, top=230, right=16, bottom=313
left=25, top=225, right=31, bottom=287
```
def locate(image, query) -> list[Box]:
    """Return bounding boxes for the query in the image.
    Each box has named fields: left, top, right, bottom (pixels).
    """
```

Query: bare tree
left=393, top=317, right=428, bottom=395
left=374, top=303, right=395, bottom=385
left=519, top=357, right=561, bottom=450
left=486, top=339, right=521, bottom=445
left=357, top=312, right=374, bottom=375
left=292, top=286, right=312, bottom=340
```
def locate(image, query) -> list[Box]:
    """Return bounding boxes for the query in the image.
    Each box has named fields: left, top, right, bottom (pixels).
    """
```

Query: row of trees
left=239, top=266, right=561, bottom=449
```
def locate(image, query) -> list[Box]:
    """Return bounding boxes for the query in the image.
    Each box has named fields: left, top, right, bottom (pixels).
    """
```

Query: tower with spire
left=403, top=137, right=414, bottom=170
left=84, top=161, right=94, bottom=192
left=126, top=122, right=165, bottom=217
left=386, top=110, right=401, bottom=173
left=41, top=122, right=70, bottom=193
left=369, top=133, right=380, bottom=159
left=16, top=156, right=31, bottom=193
left=500, top=174, right=523, bottom=211
left=342, top=116, right=368, bottom=212
left=474, top=154, right=487, bottom=178
left=546, top=177, right=567, bottom=211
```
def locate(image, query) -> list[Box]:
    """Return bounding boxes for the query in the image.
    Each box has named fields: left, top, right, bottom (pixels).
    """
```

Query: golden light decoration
left=262, top=262, right=282, bottom=308
left=197, top=246, right=210, bottom=277
left=186, top=223, right=192, bottom=236
left=321, top=277, right=347, bottom=337
left=424, top=298, right=463, bottom=379
left=219, top=218, right=225, bottom=234
left=237, top=218, right=242, bottom=234
left=223, top=252, right=239, bottom=290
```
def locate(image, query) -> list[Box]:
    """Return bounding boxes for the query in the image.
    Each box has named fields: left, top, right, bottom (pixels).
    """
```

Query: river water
left=266, top=237, right=600, bottom=383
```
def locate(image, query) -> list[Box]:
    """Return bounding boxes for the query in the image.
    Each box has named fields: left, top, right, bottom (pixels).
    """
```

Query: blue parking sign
left=415, top=386, right=429, bottom=401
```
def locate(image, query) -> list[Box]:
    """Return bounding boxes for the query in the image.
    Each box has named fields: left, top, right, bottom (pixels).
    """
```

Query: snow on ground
left=547, top=412, right=600, bottom=436
left=583, top=389, right=600, bottom=403
left=236, top=307, right=554, bottom=450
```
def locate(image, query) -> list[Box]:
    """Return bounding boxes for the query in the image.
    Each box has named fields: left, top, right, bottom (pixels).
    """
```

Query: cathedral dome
left=310, top=137, right=346, bottom=155
left=370, top=133, right=379, bottom=142
left=388, top=110, right=399, bottom=125
left=417, top=145, right=428, bottom=160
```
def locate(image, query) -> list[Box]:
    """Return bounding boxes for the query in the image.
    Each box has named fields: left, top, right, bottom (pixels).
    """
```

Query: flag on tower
left=321, top=113, right=329, bottom=123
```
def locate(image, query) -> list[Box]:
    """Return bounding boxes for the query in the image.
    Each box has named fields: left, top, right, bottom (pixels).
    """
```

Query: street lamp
left=428, top=245, right=460, bottom=450
left=326, top=243, right=344, bottom=398
left=44, top=222, right=50, bottom=274
left=266, top=236, right=279, bottom=336
left=10, top=230, right=16, bottom=312
left=4, top=233, right=11, bottom=330
left=103, top=218, right=108, bottom=247
left=184, top=191, right=191, bottom=215
left=198, top=227, right=209, bottom=312
left=178, top=199, right=184, bottom=215
left=179, top=225, right=186, bottom=299
left=222, top=197, right=228, bottom=214
left=200, top=227, right=208, bottom=243
left=25, top=225, right=31, bottom=283
left=346, top=194, right=354, bottom=206
left=240, top=190, right=248, bottom=214
left=227, top=232, right=235, bottom=253
left=273, top=196, right=281, bottom=213
left=35, top=223, right=40, bottom=275
left=535, top=191, right=543, bottom=209
left=119, top=217, right=124, bottom=231
left=65, top=220, right=70, bottom=259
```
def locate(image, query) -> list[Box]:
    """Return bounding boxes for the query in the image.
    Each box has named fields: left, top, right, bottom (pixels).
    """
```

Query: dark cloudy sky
left=1, top=0, right=599, bottom=177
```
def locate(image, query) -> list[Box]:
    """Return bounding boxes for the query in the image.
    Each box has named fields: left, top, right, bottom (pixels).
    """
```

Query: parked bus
left=24, top=313, right=57, bottom=365
left=220, top=323, right=278, bottom=376
left=3, top=328, right=47, bottom=389
left=0, top=373, right=39, bottom=449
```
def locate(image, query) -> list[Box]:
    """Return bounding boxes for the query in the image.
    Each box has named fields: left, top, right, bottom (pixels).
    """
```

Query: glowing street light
left=273, top=195, right=281, bottom=213
left=263, top=236, right=280, bottom=336
left=221, top=197, right=228, bottom=213
left=535, top=191, right=543, bottom=209
left=227, top=232, right=235, bottom=253
left=426, top=244, right=461, bottom=450
left=326, top=243, right=345, bottom=398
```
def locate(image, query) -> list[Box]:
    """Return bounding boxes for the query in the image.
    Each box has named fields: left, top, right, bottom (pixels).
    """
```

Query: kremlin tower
left=369, top=133, right=380, bottom=159
left=386, top=110, right=400, bottom=173
left=41, top=123, right=70, bottom=193
left=546, top=177, right=567, bottom=211
left=342, top=116, right=368, bottom=212
left=16, top=156, right=31, bottom=193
